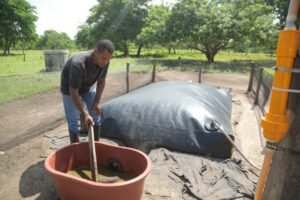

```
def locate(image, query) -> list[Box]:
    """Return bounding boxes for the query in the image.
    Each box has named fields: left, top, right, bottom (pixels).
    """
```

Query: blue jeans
left=62, top=90, right=101, bottom=133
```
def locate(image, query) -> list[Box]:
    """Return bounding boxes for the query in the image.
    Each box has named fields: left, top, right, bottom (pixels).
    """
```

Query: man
left=60, top=39, right=114, bottom=143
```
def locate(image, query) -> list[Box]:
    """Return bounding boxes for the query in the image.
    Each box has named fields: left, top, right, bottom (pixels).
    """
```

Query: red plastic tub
left=45, top=141, right=151, bottom=200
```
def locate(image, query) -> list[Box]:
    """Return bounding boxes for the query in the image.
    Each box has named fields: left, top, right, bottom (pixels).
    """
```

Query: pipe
left=257, top=30, right=298, bottom=198
left=214, top=123, right=260, bottom=173
left=255, top=30, right=298, bottom=199
left=285, top=0, right=300, bottom=30
left=255, top=1, right=300, bottom=199
left=261, top=30, right=299, bottom=142
left=254, top=148, right=274, bottom=200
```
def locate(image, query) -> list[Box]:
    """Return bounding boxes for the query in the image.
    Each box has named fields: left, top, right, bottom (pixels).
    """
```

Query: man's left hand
left=92, top=102, right=101, bottom=115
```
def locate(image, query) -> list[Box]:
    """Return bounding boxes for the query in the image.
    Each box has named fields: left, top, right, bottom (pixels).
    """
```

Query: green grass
left=112, top=49, right=276, bottom=75
left=264, top=67, right=275, bottom=76
left=0, top=50, right=60, bottom=104
left=0, top=72, right=60, bottom=104
left=110, top=58, right=154, bottom=73
left=0, top=49, right=275, bottom=104
left=0, top=49, right=83, bottom=75
left=125, top=48, right=275, bottom=61
left=0, top=50, right=45, bottom=75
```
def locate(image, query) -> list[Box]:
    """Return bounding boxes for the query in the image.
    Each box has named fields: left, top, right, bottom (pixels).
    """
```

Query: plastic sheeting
left=101, top=81, right=234, bottom=158
left=144, top=148, right=257, bottom=200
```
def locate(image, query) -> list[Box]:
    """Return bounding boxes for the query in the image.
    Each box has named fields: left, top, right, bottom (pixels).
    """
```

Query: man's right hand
left=84, top=113, right=94, bottom=130
left=69, top=87, right=95, bottom=129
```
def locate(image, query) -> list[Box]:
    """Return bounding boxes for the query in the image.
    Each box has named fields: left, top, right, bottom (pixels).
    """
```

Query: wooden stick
left=198, top=65, right=202, bottom=83
left=152, top=60, right=157, bottom=82
left=254, top=67, right=264, bottom=105
left=88, top=125, right=98, bottom=182
left=247, top=62, right=256, bottom=93
left=126, top=63, right=130, bottom=93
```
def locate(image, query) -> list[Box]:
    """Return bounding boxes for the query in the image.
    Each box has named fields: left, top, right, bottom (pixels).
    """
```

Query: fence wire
left=0, top=59, right=255, bottom=151
left=0, top=60, right=155, bottom=151
left=249, top=64, right=273, bottom=115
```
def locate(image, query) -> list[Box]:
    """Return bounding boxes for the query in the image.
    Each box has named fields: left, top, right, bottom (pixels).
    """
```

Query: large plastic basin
left=45, top=141, right=151, bottom=200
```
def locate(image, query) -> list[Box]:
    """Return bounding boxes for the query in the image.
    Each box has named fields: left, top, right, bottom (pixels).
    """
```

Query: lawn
left=0, top=51, right=45, bottom=75
left=0, top=49, right=275, bottom=104
left=0, top=72, right=60, bottom=103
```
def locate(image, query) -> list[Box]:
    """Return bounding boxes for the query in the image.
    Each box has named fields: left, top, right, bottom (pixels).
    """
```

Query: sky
left=27, top=0, right=175, bottom=39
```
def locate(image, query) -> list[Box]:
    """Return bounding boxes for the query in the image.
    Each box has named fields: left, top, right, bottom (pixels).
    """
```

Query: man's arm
left=69, top=86, right=91, bottom=120
left=95, top=77, right=106, bottom=103
left=93, top=77, right=106, bottom=115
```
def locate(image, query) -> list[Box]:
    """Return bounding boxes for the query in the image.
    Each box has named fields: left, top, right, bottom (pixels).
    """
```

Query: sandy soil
left=0, top=70, right=264, bottom=200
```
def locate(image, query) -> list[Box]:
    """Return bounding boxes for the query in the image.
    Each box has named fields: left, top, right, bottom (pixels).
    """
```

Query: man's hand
left=84, top=113, right=94, bottom=130
left=92, top=102, right=101, bottom=116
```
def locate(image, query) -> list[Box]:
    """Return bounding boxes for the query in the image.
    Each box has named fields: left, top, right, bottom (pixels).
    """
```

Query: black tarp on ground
left=144, top=148, right=258, bottom=200
left=44, top=134, right=258, bottom=200
left=101, top=81, right=234, bottom=158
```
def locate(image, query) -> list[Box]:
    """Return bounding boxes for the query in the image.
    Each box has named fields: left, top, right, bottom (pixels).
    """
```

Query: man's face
left=94, top=49, right=112, bottom=68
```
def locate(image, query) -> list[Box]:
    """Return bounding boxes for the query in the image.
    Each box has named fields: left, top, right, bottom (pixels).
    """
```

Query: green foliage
left=0, top=0, right=37, bottom=55
left=137, top=5, right=170, bottom=50
left=264, top=0, right=289, bottom=29
left=84, top=0, right=150, bottom=56
left=167, top=0, right=276, bottom=62
left=0, top=49, right=275, bottom=104
left=36, top=30, right=75, bottom=50
left=75, top=25, right=94, bottom=49
left=75, top=0, right=280, bottom=59
left=230, top=0, right=278, bottom=52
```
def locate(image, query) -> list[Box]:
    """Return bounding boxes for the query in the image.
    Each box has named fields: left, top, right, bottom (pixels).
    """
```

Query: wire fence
left=0, top=60, right=155, bottom=151
left=246, top=62, right=273, bottom=115
left=0, top=58, right=262, bottom=151
left=0, top=57, right=259, bottom=105
left=0, top=58, right=259, bottom=108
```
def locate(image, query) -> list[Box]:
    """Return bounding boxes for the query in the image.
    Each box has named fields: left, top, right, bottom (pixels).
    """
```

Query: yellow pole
left=255, top=0, right=300, bottom=198
left=261, top=30, right=299, bottom=142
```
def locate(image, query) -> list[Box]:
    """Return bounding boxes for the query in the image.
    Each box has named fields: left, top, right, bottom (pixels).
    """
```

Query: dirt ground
left=0, top=70, right=264, bottom=200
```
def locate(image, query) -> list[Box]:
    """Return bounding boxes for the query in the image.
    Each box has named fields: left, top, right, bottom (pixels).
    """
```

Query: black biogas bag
left=101, top=81, right=234, bottom=158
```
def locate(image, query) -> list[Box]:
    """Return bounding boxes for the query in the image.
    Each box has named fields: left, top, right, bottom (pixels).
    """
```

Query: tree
left=168, top=0, right=276, bottom=62
left=75, top=25, right=94, bottom=49
left=262, top=27, right=279, bottom=56
left=136, top=5, right=170, bottom=57
left=264, top=0, right=289, bottom=29
left=85, top=0, right=150, bottom=56
left=0, top=0, right=37, bottom=55
left=230, top=0, right=277, bottom=52
left=36, top=30, right=75, bottom=50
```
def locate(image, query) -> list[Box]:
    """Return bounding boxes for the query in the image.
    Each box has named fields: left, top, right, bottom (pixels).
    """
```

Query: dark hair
left=96, top=39, right=115, bottom=54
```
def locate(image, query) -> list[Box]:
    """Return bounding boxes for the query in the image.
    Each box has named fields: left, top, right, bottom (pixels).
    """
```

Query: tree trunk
left=122, top=40, right=129, bottom=56
left=23, top=45, right=26, bottom=62
left=204, top=48, right=219, bottom=63
left=262, top=62, right=300, bottom=199
left=168, top=46, right=171, bottom=54
left=3, top=37, right=12, bottom=55
left=205, top=52, right=215, bottom=63
left=136, top=43, right=143, bottom=57
left=173, top=46, right=176, bottom=54
left=124, top=48, right=129, bottom=57
left=3, top=46, right=9, bottom=55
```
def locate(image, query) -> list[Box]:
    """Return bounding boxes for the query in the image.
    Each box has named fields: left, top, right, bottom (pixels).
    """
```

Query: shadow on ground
left=19, top=160, right=57, bottom=200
